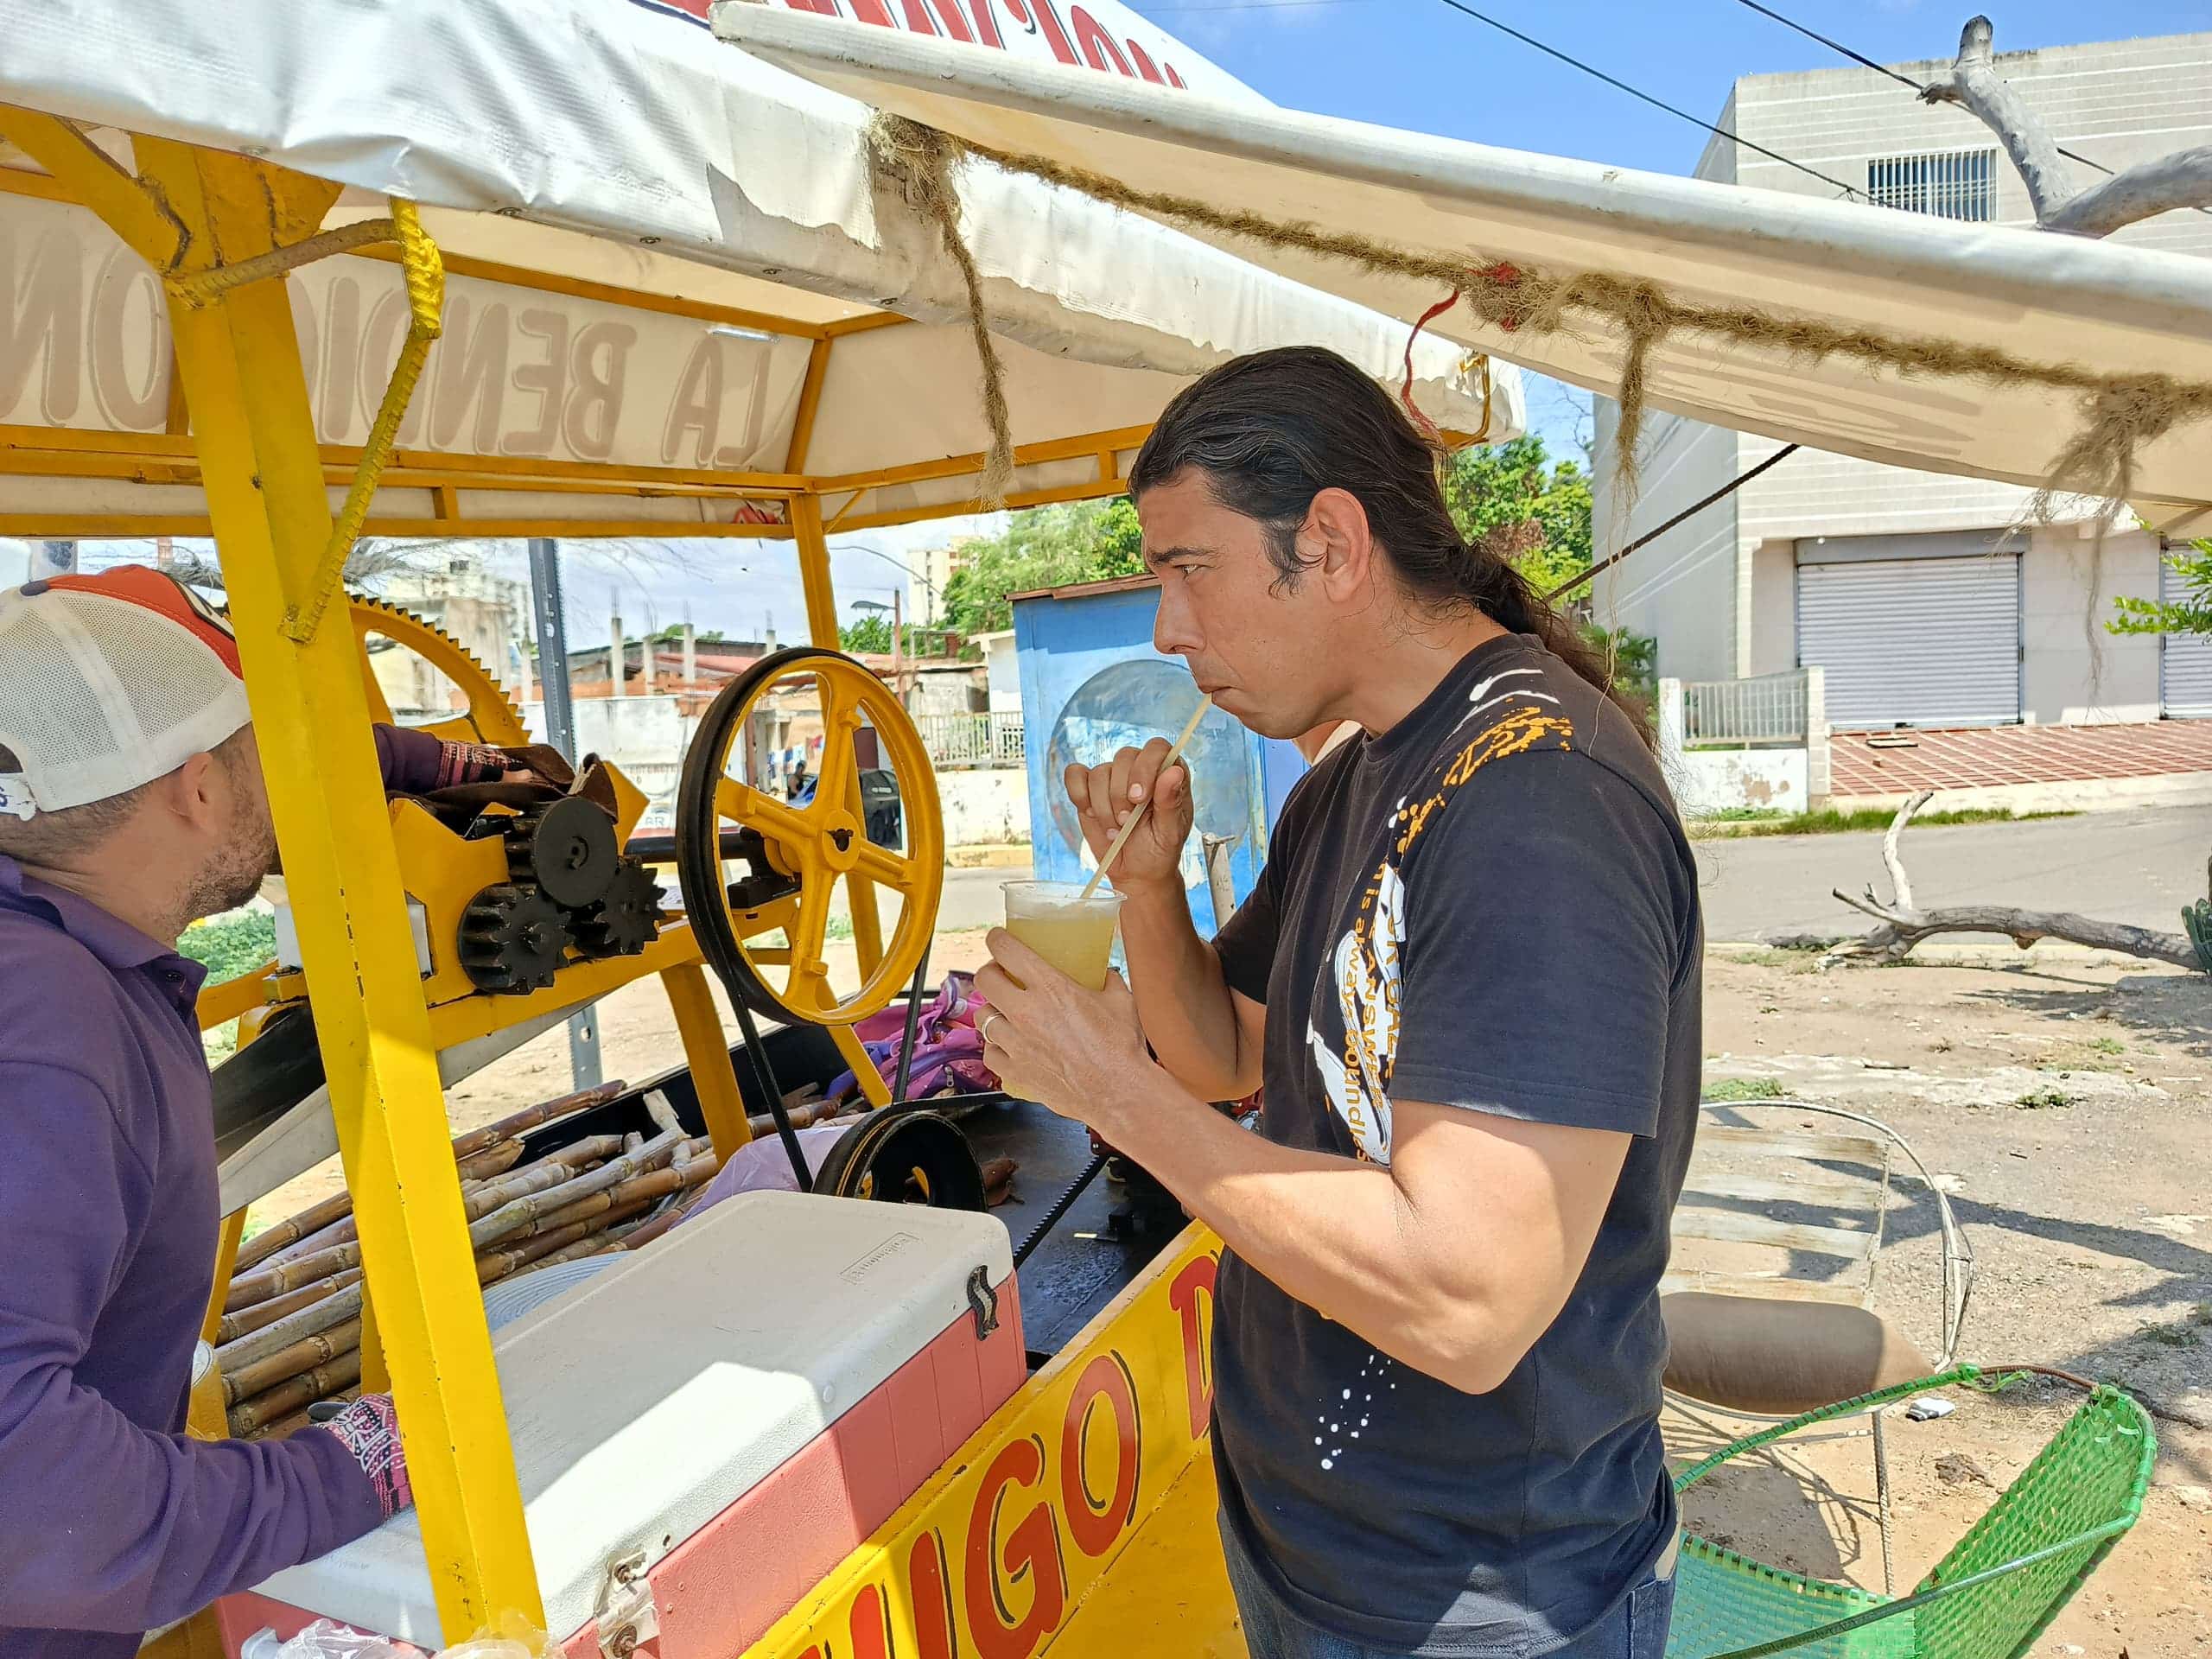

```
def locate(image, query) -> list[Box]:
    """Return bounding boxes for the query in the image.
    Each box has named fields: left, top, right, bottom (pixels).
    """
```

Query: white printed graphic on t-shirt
left=1306, top=861, right=1404, bottom=1166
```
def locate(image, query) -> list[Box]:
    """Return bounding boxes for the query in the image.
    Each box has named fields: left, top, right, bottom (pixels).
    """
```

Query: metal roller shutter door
left=2160, top=557, right=2212, bottom=719
left=1797, top=556, right=2019, bottom=729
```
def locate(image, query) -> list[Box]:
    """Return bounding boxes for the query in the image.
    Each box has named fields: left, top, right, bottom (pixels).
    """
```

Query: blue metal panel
left=1012, top=585, right=1302, bottom=938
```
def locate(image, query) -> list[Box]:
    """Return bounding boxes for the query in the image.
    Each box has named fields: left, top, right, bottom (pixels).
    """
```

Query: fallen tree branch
left=1826, top=791, right=2204, bottom=969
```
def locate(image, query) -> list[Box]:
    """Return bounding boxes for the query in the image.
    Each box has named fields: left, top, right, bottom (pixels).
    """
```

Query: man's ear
left=167, top=751, right=226, bottom=833
left=1305, top=486, right=1375, bottom=601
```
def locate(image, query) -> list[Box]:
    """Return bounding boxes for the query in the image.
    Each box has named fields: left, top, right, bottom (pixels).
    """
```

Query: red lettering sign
left=964, top=1435, right=1067, bottom=1659
left=849, top=1582, right=891, bottom=1659
left=1058, top=1352, right=1142, bottom=1558
left=911, top=1529, right=959, bottom=1659
left=1168, top=1253, right=1218, bottom=1439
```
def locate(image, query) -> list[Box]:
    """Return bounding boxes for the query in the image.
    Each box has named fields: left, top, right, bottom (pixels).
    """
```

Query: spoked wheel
left=676, top=647, right=943, bottom=1025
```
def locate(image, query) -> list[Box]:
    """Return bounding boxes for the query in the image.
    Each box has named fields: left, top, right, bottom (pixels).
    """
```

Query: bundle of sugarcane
left=215, top=1085, right=738, bottom=1438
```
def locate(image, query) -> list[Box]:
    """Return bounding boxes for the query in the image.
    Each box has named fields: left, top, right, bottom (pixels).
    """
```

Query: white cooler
left=229, top=1191, right=1023, bottom=1656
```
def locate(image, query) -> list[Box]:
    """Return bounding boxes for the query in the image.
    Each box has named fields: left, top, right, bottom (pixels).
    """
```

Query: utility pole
left=525, top=537, right=601, bottom=1088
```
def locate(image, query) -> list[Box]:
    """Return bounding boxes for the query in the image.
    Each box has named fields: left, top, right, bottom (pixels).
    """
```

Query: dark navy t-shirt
left=1210, top=634, right=1702, bottom=1656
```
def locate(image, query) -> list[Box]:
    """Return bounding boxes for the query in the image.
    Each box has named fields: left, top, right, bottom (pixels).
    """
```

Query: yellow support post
left=132, top=139, right=543, bottom=1640
left=791, top=493, right=841, bottom=648
left=663, top=963, right=753, bottom=1158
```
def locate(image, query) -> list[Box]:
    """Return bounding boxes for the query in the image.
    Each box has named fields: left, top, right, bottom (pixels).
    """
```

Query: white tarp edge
left=715, top=6, right=2212, bottom=532
left=0, top=0, right=1517, bottom=493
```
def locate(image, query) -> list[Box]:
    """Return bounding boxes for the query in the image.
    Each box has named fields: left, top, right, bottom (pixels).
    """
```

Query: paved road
left=937, top=861, right=1033, bottom=932
left=926, top=811, right=2208, bottom=944
left=1694, top=804, right=2207, bottom=942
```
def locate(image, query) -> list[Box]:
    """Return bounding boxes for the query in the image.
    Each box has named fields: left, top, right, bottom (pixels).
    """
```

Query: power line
left=1432, top=0, right=1868, bottom=201
left=1727, top=0, right=2212, bottom=216
left=1546, top=444, right=1801, bottom=605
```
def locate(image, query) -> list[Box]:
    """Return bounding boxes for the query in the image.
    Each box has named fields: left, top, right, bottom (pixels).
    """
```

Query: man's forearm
left=1100, top=1066, right=1516, bottom=1393
left=1117, top=882, right=1254, bottom=1101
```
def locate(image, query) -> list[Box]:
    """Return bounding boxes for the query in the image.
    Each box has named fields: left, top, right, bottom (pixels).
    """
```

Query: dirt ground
left=245, top=935, right=2212, bottom=1655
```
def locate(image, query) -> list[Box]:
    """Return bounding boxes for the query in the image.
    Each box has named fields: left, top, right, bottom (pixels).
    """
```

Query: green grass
left=1702, top=1077, right=1786, bottom=1103
left=1687, top=806, right=2075, bottom=840
left=180, top=909, right=277, bottom=982
left=1720, top=947, right=1825, bottom=975
left=2014, top=1085, right=2077, bottom=1110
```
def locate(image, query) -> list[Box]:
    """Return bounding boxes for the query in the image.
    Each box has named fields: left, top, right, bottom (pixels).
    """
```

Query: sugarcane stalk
left=259, top=1211, right=358, bottom=1270
left=232, top=1192, right=353, bottom=1274
left=473, top=1196, right=654, bottom=1281
left=225, top=1239, right=369, bottom=1313
left=217, top=1268, right=363, bottom=1345
left=467, top=1127, right=683, bottom=1249
left=245, top=1408, right=315, bottom=1441
left=222, top=1319, right=364, bottom=1407
left=229, top=1347, right=363, bottom=1436
left=240, top=1080, right=629, bottom=1279
left=454, top=1137, right=526, bottom=1183
left=532, top=1146, right=719, bottom=1236
left=217, top=1281, right=362, bottom=1375
left=448, top=1080, right=628, bottom=1160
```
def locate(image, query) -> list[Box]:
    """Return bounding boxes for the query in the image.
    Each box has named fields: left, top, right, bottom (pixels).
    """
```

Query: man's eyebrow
left=1144, top=543, right=1207, bottom=568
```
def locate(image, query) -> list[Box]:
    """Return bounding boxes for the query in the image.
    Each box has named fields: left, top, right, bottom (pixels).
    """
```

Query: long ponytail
left=1128, top=346, right=1651, bottom=747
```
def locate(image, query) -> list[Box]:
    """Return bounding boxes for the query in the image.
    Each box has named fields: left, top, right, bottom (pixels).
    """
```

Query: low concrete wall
left=1673, top=747, right=1811, bottom=816
left=939, top=767, right=1030, bottom=847
left=1657, top=677, right=1818, bottom=817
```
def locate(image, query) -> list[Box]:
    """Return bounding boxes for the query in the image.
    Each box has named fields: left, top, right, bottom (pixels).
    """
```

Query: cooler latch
left=966, top=1265, right=999, bottom=1339
left=597, top=1548, right=660, bottom=1658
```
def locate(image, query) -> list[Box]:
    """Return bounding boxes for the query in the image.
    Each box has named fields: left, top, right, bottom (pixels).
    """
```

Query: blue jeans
left=1218, top=1511, right=1675, bottom=1659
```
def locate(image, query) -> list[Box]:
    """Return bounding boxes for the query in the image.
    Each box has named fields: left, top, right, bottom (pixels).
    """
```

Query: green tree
left=1440, top=433, right=1592, bottom=601
left=940, top=498, right=1144, bottom=634
left=839, top=613, right=893, bottom=654
left=2109, top=539, right=2212, bottom=637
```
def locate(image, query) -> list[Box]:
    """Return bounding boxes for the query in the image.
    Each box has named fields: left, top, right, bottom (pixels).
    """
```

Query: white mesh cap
left=0, top=567, right=251, bottom=820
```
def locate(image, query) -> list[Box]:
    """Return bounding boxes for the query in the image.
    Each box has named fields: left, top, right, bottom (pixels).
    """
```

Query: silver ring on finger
left=979, top=1011, right=1001, bottom=1046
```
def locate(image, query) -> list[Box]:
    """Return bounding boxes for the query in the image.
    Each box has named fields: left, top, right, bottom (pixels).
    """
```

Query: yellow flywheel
left=677, top=647, right=943, bottom=1026
left=350, top=594, right=530, bottom=749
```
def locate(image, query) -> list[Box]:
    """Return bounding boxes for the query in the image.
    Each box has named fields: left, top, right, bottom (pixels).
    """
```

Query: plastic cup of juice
left=1001, top=880, right=1127, bottom=990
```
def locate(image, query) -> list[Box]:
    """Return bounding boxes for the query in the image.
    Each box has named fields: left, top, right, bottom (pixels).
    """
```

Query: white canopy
left=0, top=0, right=1515, bottom=537
left=718, top=6, right=2212, bottom=536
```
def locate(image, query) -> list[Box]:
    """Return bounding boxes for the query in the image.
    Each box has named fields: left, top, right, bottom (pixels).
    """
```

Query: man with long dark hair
left=975, top=347, right=1700, bottom=1658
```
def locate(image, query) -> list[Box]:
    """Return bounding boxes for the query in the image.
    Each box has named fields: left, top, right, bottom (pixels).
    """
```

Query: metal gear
left=347, top=594, right=530, bottom=749
left=573, top=858, right=665, bottom=958
left=504, top=795, right=620, bottom=909
left=457, top=883, right=571, bottom=995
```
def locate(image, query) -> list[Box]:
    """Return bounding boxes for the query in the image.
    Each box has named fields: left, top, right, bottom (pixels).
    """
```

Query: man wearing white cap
left=0, top=566, right=520, bottom=1658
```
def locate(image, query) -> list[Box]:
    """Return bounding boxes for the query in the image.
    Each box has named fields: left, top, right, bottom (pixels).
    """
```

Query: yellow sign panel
left=751, top=1230, right=1224, bottom=1659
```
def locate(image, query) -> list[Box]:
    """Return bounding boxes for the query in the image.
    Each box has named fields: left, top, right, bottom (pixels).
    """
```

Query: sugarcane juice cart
left=0, top=0, right=1510, bottom=1653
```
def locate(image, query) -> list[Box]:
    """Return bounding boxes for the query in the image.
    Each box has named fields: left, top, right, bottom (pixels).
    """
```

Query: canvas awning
left=0, top=0, right=1516, bottom=541
left=717, top=6, right=2212, bottom=537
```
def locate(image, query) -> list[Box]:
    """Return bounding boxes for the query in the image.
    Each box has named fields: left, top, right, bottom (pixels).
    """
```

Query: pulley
left=675, top=647, right=944, bottom=1026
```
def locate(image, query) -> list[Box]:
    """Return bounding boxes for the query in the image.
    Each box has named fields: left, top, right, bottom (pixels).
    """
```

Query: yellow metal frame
left=0, top=116, right=1268, bottom=1650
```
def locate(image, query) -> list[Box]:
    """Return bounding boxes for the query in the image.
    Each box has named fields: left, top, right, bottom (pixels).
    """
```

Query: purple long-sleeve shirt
left=0, top=728, right=505, bottom=1656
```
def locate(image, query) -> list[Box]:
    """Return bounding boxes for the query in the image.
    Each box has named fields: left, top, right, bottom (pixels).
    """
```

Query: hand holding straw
left=1079, top=694, right=1212, bottom=901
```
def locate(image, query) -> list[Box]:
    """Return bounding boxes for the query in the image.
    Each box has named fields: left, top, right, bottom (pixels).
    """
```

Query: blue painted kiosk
left=1009, top=575, right=1307, bottom=938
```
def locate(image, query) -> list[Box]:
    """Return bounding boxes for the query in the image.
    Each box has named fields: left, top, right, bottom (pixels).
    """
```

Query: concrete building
left=366, top=555, right=530, bottom=720
left=1593, top=30, right=2212, bottom=732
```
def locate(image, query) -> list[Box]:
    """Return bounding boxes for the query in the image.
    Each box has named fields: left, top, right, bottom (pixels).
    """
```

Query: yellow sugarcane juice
left=1001, top=881, right=1127, bottom=990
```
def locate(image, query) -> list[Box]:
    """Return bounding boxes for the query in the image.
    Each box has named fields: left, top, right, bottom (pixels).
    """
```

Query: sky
left=52, top=1, right=2208, bottom=643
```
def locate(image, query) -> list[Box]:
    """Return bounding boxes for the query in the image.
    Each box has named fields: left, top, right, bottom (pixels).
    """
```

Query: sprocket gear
left=504, top=794, right=620, bottom=910
left=347, top=594, right=530, bottom=749
left=573, top=858, right=666, bottom=958
left=457, top=883, right=570, bottom=995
